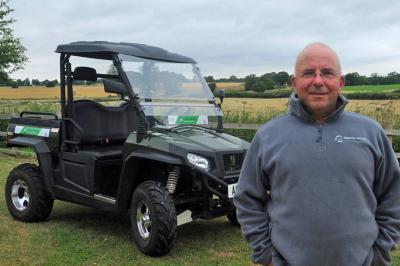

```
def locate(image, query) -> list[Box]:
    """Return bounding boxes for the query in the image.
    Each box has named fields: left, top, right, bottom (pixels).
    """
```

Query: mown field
left=0, top=154, right=252, bottom=265
left=344, top=84, right=400, bottom=93
left=1, top=156, right=400, bottom=265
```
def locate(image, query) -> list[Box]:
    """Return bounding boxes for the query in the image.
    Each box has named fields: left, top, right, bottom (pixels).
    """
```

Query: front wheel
left=130, top=181, right=177, bottom=256
left=5, top=164, right=54, bottom=222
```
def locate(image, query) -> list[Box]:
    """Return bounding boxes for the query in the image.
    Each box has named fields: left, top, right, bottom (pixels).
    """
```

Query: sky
left=7, top=0, right=400, bottom=81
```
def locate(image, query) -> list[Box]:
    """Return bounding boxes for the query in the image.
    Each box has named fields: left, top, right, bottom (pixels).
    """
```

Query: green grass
left=1, top=151, right=400, bottom=264
left=0, top=154, right=252, bottom=265
left=344, top=84, right=400, bottom=93
left=0, top=100, right=59, bottom=116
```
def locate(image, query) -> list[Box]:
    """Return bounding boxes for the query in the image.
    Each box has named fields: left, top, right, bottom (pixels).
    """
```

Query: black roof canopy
left=55, top=41, right=196, bottom=63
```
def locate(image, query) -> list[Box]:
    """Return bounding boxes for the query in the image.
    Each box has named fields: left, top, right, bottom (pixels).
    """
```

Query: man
left=233, top=43, right=400, bottom=266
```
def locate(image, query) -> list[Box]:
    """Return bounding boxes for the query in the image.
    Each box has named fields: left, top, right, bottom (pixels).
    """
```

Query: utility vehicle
left=5, top=41, right=249, bottom=256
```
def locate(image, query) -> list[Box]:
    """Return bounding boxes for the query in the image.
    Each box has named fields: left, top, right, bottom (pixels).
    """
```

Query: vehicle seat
left=67, top=100, right=138, bottom=159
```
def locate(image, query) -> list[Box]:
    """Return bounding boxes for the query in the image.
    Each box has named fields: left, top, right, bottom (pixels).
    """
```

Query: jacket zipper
left=317, top=123, right=323, bottom=144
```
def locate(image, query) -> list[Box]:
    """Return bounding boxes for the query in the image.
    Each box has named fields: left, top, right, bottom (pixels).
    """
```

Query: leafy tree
left=0, top=70, right=10, bottom=85
left=45, top=79, right=58, bottom=87
left=31, top=79, right=40, bottom=86
left=387, top=72, right=400, bottom=84
left=22, top=77, right=30, bottom=86
left=261, top=72, right=276, bottom=82
left=204, top=76, right=215, bottom=82
left=228, top=75, right=239, bottom=82
left=251, top=81, right=265, bottom=92
left=208, top=82, right=216, bottom=92
left=10, top=80, right=17, bottom=88
left=358, top=75, right=369, bottom=85
left=344, top=72, right=361, bottom=86
left=369, top=73, right=382, bottom=85
left=244, top=74, right=257, bottom=91
left=274, top=71, right=290, bottom=87
left=260, top=76, right=275, bottom=90
left=0, top=1, right=29, bottom=83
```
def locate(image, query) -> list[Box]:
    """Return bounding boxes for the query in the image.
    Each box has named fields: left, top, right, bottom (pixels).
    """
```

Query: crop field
left=0, top=83, right=399, bottom=99
left=0, top=85, right=112, bottom=100
left=0, top=96, right=399, bottom=130
left=0, top=83, right=246, bottom=99
left=216, top=82, right=244, bottom=91
left=222, top=98, right=400, bottom=128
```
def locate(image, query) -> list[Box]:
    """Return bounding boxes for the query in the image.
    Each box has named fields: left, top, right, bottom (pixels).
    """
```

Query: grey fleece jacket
left=233, top=93, right=400, bottom=266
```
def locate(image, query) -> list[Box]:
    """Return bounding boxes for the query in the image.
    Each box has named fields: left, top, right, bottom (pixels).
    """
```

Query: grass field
left=344, top=84, right=400, bottom=93
left=0, top=154, right=252, bottom=265
left=1, top=154, right=400, bottom=265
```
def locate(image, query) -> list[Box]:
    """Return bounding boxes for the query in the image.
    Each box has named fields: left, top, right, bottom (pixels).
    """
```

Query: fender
left=8, top=137, right=55, bottom=198
left=116, top=150, right=183, bottom=211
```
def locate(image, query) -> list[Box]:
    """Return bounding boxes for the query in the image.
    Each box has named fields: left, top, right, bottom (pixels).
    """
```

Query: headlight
left=187, top=153, right=210, bottom=171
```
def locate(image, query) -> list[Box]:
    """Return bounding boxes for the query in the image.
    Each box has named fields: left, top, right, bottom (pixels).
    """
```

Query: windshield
left=119, top=54, right=222, bottom=129
left=119, top=54, right=214, bottom=101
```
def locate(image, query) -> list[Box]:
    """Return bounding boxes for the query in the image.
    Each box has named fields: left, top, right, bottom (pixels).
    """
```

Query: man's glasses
left=301, top=69, right=339, bottom=80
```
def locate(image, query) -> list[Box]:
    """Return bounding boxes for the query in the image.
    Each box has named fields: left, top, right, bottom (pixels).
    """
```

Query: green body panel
left=124, top=127, right=248, bottom=155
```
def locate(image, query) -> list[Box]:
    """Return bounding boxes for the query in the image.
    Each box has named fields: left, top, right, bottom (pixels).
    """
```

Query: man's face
left=291, top=46, right=344, bottom=120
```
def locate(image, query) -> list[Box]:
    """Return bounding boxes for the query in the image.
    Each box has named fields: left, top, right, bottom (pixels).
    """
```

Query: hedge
left=214, top=89, right=400, bottom=100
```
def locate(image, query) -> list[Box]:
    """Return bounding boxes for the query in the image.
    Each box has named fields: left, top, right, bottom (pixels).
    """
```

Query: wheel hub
left=11, top=179, right=30, bottom=211
left=136, top=201, right=152, bottom=239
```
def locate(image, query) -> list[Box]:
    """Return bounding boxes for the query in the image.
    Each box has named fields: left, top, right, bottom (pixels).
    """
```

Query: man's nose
left=313, top=73, right=324, bottom=86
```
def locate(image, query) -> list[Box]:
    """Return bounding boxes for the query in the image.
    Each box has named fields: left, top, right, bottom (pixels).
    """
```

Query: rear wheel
left=130, top=181, right=177, bottom=256
left=5, top=164, right=53, bottom=222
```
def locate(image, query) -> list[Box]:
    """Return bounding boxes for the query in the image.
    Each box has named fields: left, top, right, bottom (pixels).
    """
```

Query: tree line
left=344, top=72, right=400, bottom=86
left=0, top=78, right=59, bottom=88
left=206, top=72, right=291, bottom=92
left=208, top=71, right=400, bottom=93
left=0, top=78, right=108, bottom=88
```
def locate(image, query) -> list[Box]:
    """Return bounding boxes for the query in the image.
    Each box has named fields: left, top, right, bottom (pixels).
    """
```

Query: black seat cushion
left=68, top=100, right=138, bottom=146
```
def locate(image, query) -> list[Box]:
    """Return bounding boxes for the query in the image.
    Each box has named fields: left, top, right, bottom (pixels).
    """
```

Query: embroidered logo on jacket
left=335, top=135, right=369, bottom=143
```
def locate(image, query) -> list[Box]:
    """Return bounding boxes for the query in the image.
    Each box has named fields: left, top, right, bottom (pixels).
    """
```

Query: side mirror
left=103, top=79, right=129, bottom=97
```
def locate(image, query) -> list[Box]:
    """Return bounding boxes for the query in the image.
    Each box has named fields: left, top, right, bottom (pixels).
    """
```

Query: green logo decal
left=168, top=116, right=208, bottom=125
left=15, top=125, right=50, bottom=137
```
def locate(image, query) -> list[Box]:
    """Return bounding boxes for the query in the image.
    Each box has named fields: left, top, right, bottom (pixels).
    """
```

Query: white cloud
left=7, top=0, right=400, bottom=80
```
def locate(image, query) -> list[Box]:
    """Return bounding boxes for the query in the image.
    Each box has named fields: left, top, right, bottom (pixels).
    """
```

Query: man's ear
left=339, top=75, right=345, bottom=92
left=291, top=75, right=296, bottom=88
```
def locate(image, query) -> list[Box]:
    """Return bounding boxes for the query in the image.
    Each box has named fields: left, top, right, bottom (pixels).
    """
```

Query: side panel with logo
left=7, top=117, right=60, bottom=152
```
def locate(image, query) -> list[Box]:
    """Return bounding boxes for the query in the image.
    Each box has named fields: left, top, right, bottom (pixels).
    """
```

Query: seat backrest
left=68, top=100, right=138, bottom=146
